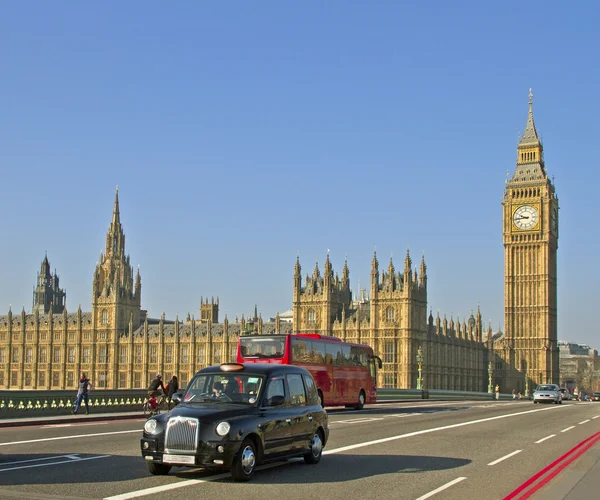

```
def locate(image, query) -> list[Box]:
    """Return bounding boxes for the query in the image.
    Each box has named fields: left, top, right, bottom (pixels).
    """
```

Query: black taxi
left=141, top=363, right=329, bottom=481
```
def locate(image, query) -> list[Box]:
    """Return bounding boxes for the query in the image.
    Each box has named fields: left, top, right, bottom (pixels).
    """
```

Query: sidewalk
left=0, top=411, right=144, bottom=428
left=530, top=441, right=600, bottom=500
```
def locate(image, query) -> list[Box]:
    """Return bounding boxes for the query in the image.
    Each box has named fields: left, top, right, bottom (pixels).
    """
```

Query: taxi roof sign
left=220, top=363, right=245, bottom=372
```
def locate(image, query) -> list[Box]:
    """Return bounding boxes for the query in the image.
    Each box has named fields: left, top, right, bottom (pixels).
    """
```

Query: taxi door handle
left=308, top=415, right=313, bottom=422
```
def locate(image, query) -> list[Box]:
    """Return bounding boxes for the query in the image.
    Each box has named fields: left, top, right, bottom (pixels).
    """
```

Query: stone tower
left=501, top=89, right=559, bottom=390
left=92, top=187, right=142, bottom=334
left=32, top=253, right=66, bottom=314
left=293, top=254, right=352, bottom=334
left=200, top=296, right=219, bottom=323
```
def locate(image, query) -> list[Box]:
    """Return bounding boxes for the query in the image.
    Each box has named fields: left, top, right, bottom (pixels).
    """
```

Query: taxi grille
left=164, top=416, right=199, bottom=453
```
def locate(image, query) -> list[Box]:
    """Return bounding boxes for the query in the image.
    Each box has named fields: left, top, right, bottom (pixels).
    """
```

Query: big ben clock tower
left=502, top=90, right=559, bottom=391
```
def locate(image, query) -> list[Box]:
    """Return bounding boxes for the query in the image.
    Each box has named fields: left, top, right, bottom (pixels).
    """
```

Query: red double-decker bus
left=237, top=333, right=382, bottom=409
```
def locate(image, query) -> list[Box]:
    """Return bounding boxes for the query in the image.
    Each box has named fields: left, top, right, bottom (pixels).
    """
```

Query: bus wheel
left=355, top=390, right=365, bottom=410
left=318, top=390, right=324, bottom=407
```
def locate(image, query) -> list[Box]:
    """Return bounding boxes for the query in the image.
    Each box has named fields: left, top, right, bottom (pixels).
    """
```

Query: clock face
left=513, top=205, right=539, bottom=230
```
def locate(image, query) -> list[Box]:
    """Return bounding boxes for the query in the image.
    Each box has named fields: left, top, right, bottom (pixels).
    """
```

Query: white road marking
left=488, top=450, right=522, bottom=466
left=535, top=434, right=555, bottom=444
left=324, top=406, right=567, bottom=456
left=593, top=415, right=600, bottom=419
left=40, top=424, right=73, bottom=428
left=0, top=429, right=140, bottom=447
left=0, top=454, right=109, bottom=472
left=415, top=477, right=467, bottom=499
left=0, top=454, right=78, bottom=466
left=579, top=419, right=590, bottom=424
left=561, top=426, right=575, bottom=433
left=103, top=404, right=569, bottom=500
left=334, top=417, right=386, bottom=424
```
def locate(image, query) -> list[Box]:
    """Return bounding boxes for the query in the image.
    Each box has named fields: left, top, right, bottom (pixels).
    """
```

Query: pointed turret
left=404, top=249, right=412, bottom=274
left=112, top=185, right=121, bottom=226
left=294, top=256, right=301, bottom=278
left=388, top=256, right=395, bottom=276
left=511, top=89, right=546, bottom=182
left=419, top=253, right=427, bottom=286
left=519, top=89, right=540, bottom=147
left=324, top=252, right=332, bottom=275
left=371, top=250, right=379, bottom=286
left=342, top=257, right=349, bottom=285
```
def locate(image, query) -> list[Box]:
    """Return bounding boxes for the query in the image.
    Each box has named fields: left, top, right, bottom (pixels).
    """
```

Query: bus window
left=240, top=336, right=285, bottom=359
left=341, top=345, right=351, bottom=365
left=325, top=343, right=341, bottom=365
left=291, top=337, right=312, bottom=363
left=310, top=342, right=325, bottom=364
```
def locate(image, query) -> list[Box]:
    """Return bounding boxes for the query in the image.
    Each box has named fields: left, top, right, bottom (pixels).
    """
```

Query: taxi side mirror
left=265, top=395, right=285, bottom=407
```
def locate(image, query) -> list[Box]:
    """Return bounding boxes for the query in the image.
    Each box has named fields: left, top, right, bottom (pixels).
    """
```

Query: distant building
left=558, top=341, right=600, bottom=394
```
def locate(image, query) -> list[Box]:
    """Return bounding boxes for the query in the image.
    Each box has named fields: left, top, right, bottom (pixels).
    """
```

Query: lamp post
left=488, top=361, right=493, bottom=394
left=525, top=372, right=529, bottom=398
left=416, top=346, right=424, bottom=390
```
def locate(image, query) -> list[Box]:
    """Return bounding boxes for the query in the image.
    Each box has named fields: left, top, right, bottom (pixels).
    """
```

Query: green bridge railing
left=0, top=388, right=510, bottom=419
left=0, top=389, right=148, bottom=418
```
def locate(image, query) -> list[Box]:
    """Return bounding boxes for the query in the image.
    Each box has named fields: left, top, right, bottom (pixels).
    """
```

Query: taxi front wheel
left=231, top=439, right=257, bottom=482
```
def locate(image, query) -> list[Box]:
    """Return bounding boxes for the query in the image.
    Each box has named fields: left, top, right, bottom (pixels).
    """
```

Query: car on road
left=532, top=384, right=562, bottom=404
left=591, top=392, right=600, bottom=402
left=559, top=388, right=572, bottom=401
left=141, top=362, right=329, bottom=481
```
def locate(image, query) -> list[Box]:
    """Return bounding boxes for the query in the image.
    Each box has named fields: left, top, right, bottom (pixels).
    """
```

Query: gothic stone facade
left=293, top=253, right=488, bottom=391
left=0, top=94, right=558, bottom=393
left=0, top=190, right=294, bottom=390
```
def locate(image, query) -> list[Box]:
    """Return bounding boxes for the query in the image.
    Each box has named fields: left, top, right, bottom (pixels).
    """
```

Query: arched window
left=307, top=309, right=316, bottom=323
left=101, top=310, right=108, bottom=325
left=386, top=306, right=395, bottom=322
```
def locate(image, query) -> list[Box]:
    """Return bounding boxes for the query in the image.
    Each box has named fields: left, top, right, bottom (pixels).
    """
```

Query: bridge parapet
left=0, top=389, right=148, bottom=417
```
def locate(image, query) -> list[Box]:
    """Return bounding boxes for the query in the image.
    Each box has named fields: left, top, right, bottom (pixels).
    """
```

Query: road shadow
left=0, top=453, right=149, bottom=486
left=176, top=453, right=471, bottom=484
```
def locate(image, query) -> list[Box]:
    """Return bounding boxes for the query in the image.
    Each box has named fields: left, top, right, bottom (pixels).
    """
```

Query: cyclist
left=147, top=374, right=167, bottom=409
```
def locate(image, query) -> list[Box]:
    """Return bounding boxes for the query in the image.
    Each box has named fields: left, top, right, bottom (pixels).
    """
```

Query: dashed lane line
left=535, top=434, right=555, bottom=444
left=415, top=477, right=467, bottom=500
left=0, top=429, right=140, bottom=447
left=488, top=450, right=522, bottom=466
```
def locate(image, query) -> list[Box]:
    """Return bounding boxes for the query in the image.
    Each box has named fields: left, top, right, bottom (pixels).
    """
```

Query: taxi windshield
left=183, top=373, right=264, bottom=405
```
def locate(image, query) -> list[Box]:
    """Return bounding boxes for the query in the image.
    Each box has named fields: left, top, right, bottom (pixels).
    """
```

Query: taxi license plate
left=163, top=454, right=195, bottom=465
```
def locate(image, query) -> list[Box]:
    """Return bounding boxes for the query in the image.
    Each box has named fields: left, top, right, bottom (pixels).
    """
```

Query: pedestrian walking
left=73, top=372, right=93, bottom=415
left=512, top=389, right=517, bottom=400
left=167, top=375, right=179, bottom=409
left=495, top=384, right=500, bottom=400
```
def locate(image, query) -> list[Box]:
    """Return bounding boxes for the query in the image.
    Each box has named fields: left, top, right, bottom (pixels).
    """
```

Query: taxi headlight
left=144, top=419, right=158, bottom=434
left=216, top=421, right=231, bottom=437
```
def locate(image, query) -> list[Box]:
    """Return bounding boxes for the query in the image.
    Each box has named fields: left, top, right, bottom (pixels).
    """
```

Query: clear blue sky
left=1, top=3, right=598, bottom=347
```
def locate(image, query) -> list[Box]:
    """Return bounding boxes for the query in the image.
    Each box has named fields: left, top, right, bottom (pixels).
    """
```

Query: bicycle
left=143, top=394, right=168, bottom=417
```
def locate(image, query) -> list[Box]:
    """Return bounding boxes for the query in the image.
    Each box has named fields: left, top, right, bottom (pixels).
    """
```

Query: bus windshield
left=240, top=336, right=286, bottom=359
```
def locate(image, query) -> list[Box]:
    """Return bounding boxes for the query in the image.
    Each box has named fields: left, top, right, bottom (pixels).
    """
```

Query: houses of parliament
left=0, top=92, right=559, bottom=393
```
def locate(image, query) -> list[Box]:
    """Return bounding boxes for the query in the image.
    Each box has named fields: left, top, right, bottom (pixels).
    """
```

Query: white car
left=533, top=384, right=562, bottom=404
